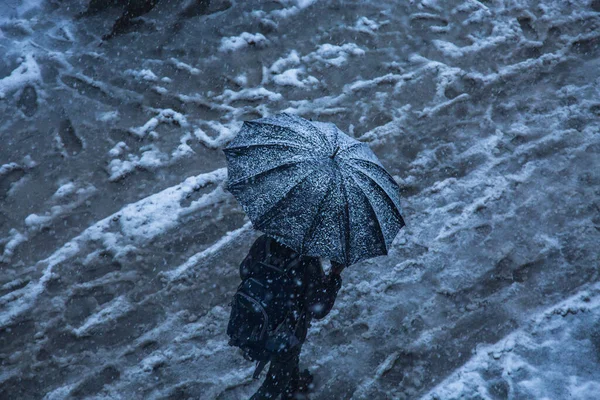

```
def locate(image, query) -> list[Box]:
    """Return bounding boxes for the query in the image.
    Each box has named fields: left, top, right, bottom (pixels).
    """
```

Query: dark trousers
left=250, top=347, right=301, bottom=400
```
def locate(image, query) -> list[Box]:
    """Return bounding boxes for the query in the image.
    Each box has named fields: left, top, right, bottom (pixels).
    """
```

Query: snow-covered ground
left=1, top=0, right=599, bottom=399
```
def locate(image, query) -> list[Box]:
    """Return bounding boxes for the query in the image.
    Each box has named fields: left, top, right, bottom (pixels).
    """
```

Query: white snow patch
left=215, top=87, right=282, bottom=103
left=16, top=0, right=44, bottom=16
left=0, top=54, right=41, bottom=99
left=270, top=51, right=301, bottom=74
left=22, top=155, right=36, bottom=168
left=272, top=68, right=318, bottom=88
left=52, top=182, right=76, bottom=199
left=128, top=109, right=189, bottom=138
left=169, top=58, right=200, bottom=75
left=0, top=240, right=80, bottom=328
left=152, top=85, right=168, bottom=95
left=125, top=68, right=159, bottom=82
left=418, top=93, right=470, bottom=118
left=233, top=73, right=248, bottom=87
left=194, top=120, right=241, bottom=149
left=42, top=384, right=77, bottom=400
left=73, top=296, right=133, bottom=337
left=353, top=16, right=381, bottom=35
left=422, top=283, right=600, bottom=400
left=108, top=141, right=128, bottom=157
left=0, top=169, right=229, bottom=328
left=165, top=222, right=253, bottom=281
left=0, top=229, right=27, bottom=264
left=0, top=19, right=33, bottom=35
left=353, top=352, right=400, bottom=398
left=118, top=168, right=228, bottom=243
left=0, top=162, right=21, bottom=176
left=302, top=43, right=365, bottom=67
left=270, top=0, right=317, bottom=18
left=24, top=184, right=97, bottom=231
left=107, top=145, right=169, bottom=181
left=219, top=32, right=268, bottom=52
left=172, top=131, right=195, bottom=158
left=97, top=110, right=119, bottom=122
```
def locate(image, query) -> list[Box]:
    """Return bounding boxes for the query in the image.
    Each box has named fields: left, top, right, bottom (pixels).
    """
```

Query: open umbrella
left=223, top=113, right=405, bottom=266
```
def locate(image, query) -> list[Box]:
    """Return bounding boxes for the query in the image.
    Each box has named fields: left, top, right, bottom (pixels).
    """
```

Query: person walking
left=224, top=113, right=405, bottom=399
left=228, top=234, right=344, bottom=399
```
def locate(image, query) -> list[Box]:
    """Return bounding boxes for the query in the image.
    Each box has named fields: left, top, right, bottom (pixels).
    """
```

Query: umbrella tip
left=330, top=146, right=340, bottom=159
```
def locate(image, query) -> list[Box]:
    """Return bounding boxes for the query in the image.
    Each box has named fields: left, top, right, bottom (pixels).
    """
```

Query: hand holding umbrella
left=330, top=261, right=345, bottom=276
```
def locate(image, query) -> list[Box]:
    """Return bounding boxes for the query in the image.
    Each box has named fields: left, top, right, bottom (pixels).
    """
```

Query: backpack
left=227, top=238, right=305, bottom=378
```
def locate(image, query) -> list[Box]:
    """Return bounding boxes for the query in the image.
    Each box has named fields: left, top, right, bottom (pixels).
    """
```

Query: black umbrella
left=223, top=113, right=405, bottom=266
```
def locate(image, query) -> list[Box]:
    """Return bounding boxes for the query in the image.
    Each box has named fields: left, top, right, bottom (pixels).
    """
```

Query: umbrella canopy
left=223, top=113, right=405, bottom=266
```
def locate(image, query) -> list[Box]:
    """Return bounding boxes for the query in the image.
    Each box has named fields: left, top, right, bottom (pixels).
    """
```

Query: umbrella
left=223, top=113, right=405, bottom=266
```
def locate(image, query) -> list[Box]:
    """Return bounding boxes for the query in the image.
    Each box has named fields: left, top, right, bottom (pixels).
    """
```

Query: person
left=229, top=234, right=344, bottom=400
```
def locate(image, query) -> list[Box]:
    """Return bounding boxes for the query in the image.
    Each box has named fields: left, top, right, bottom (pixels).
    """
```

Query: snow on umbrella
left=223, top=113, right=405, bottom=266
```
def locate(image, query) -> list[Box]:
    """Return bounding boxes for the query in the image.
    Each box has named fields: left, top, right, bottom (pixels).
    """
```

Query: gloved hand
left=330, top=261, right=345, bottom=276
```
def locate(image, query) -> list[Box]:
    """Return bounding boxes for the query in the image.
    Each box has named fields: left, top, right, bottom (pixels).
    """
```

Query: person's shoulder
left=252, top=234, right=269, bottom=248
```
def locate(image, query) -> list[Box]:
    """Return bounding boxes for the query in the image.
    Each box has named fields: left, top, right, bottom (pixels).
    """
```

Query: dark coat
left=242, top=235, right=342, bottom=400
left=239, top=234, right=342, bottom=344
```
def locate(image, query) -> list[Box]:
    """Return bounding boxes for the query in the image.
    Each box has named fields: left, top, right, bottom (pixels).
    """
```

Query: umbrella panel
left=348, top=168, right=405, bottom=250
left=229, top=120, right=325, bottom=152
left=255, top=164, right=333, bottom=252
left=227, top=161, right=315, bottom=223
left=224, top=145, right=311, bottom=186
left=341, top=173, right=388, bottom=264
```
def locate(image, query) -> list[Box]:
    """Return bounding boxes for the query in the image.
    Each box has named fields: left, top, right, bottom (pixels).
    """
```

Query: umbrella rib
left=252, top=118, right=331, bottom=152
left=336, top=142, right=364, bottom=157
left=351, top=167, right=405, bottom=228
left=254, top=170, right=316, bottom=231
left=347, top=170, right=389, bottom=253
left=337, top=171, right=352, bottom=266
left=300, top=177, right=334, bottom=254
left=227, top=159, right=310, bottom=188
left=347, top=158, right=403, bottom=208
left=224, top=141, right=312, bottom=152
left=248, top=120, right=320, bottom=138
left=346, top=157, right=384, bottom=170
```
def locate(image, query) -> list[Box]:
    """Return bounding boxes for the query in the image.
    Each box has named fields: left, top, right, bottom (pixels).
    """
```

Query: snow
left=118, top=169, right=227, bottom=243
left=193, top=120, right=240, bottom=149
left=272, top=68, right=319, bottom=88
left=107, top=146, right=169, bottom=181
left=128, top=109, right=189, bottom=138
left=0, top=162, right=21, bottom=176
left=216, top=87, right=282, bottom=103
left=24, top=183, right=97, bottom=231
left=97, top=110, right=119, bottom=122
left=0, top=168, right=229, bottom=329
left=73, top=296, right=133, bottom=337
left=1, top=0, right=599, bottom=399
left=125, top=68, right=159, bottom=82
left=0, top=54, right=41, bottom=99
left=169, top=58, right=200, bottom=75
left=108, top=141, right=128, bottom=157
left=268, top=0, right=318, bottom=19
left=303, top=43, right=366, bottom=67
left=219, top=32, right=269, bottom=52
left=424, top=283, right=600, bottom=400
left=164, top=222, right=253, bottom=282
left=52, top=182, right=76, bottom=199
left=0, top=229, right=27, bottom=264
left=265, top=50, right=319, bottom=88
